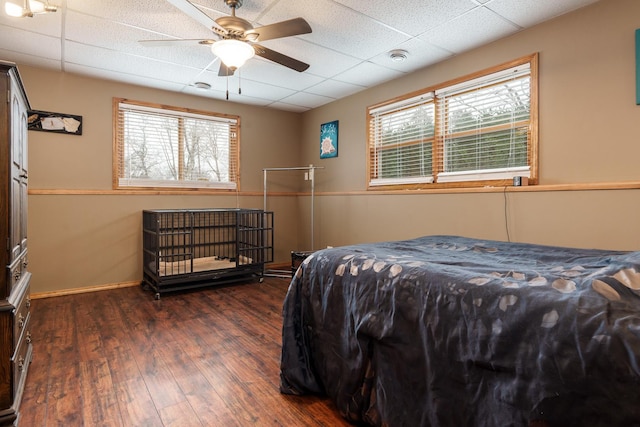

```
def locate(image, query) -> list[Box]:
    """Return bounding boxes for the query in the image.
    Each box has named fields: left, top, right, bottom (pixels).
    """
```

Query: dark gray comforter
left=280, top=235, right=640, bottom=426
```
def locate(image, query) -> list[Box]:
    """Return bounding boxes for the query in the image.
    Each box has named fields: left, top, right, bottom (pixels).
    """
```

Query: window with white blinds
left=368, top=94, right=435, bottom=186
left=367, top=54, right=537, bottom=189
left=114, top=99, right=239, bottom=190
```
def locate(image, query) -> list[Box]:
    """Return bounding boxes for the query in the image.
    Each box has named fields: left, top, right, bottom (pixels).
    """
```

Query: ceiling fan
left=140, top=0, right=312, bottom=77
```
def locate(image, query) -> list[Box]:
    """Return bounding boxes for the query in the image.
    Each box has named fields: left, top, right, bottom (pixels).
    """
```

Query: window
left=367, top=54, right=537, bottom=189
left=114, top=99, right=239, bottom=190
left=368, top=93, right=435, bottom=186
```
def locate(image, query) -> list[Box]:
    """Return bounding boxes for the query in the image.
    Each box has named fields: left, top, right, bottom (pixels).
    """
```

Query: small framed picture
left=320, top=120, right=338, bottom=159
left=27, top=109, right=83, bottom=135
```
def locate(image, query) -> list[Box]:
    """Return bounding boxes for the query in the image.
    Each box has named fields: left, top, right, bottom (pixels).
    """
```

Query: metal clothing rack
left=263, top=164, right=323, bottom=278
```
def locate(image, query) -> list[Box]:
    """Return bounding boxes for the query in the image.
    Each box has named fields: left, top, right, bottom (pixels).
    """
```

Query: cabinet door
left=9, top=74, right=28, bottom=264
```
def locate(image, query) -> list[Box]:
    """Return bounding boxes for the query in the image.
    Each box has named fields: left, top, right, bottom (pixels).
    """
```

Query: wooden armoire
left=0, top=61, right=33, bottom=426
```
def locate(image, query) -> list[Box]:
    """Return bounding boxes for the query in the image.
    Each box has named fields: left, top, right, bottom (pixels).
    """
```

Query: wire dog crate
left=142, top=209, right=273, bottom=299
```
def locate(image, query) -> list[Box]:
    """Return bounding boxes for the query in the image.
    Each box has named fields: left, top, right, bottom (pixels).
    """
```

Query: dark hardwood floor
left=19, top=278, right=351, bottom=426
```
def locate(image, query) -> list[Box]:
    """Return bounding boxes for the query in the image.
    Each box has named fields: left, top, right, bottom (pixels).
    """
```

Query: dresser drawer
left=8, top=252, right=27, bottom=295
left=13, top=282, right=31, bottom=350
left=11, top=326, right=32, bottom=399
left=9, top=261, right=21, bottom=293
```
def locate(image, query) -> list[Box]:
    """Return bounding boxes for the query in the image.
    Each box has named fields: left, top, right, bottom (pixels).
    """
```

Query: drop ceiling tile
left=0, top=26, right=61, bottom=60
left=193, top=0, right=262, bottom=22
left=305, top=78, right=364, bottom=99
left=334, top=61, right=405, bottom=87
left=181, top=85, right=215, bottom=97
left=224, top=94, right=273, bottom=107
left=334, top=0, right=477, bottom=36
left=0, top=10, right=62, bottom=37
left=181, top=65, right=221, bottom=90
left=0, top=48, right=61, bottom=71
left=278, top=91, right=334, bottom=109
left=67, top=0, right=215, bottom=39
left=485, top=0, right=599, bottom=27
left=418, top=6, right=520, bottom=54
left=89, top=12, right=211, bottom=42
left=267, top=101, right=311, bottom=113
left=259, top=0, right=409, bottom=60
left=257, top=38, right=361, bottom=78
left=233, top=57, right=325, bottom=91
left=180, top=84, right=272, bottom=106
left=64, top=42, right=204, bottom=84
left=368, top=38, right=452, bottom=72
left=64, top=11, right=215, bottom=69
left=64, top=62, right=187, bottom=93
left=207, top=75, right=298, bottom=101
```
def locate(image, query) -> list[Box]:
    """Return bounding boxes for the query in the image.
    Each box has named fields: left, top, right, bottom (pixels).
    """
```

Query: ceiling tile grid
left=0, top=0, right=599, bottom=110
left=485, top=0, right=600, bottom=28
left=417, top=6, right=521, bottom=54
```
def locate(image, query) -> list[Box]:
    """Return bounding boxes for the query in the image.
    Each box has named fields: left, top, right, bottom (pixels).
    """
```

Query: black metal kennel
left=142, top=208, right=273, bottom=299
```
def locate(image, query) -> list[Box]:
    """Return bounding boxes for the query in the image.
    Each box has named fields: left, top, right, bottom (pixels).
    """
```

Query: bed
left=280, top=235, right=640, bottom=426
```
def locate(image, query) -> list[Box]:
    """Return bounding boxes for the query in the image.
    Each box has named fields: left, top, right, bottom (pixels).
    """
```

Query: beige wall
left=19, top=0, right=640, bottom=295
left=299, top=0, right=640, bottom=252
left=19, top=67, right=304, bottom=294
left=22, top=69, right=304, bottom=192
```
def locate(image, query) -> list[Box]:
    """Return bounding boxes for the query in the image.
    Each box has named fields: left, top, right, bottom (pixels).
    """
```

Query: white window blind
left=366, top=55, right=536, bottom=188
left=436, top=64, right=531, bottom=183
left=114, top=100, right=239, bottom=190
left=368, top=93, right=435, bottom=186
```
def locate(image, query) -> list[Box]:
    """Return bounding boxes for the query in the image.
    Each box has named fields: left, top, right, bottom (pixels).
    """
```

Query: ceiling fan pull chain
left=226, top=77, right=229, bottom=100
left=238, top=68, right=242, bottom=95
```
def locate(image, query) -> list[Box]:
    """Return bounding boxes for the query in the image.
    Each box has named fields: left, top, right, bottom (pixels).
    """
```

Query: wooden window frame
left=113, top=98, right=240, bottom=192
left=367, top=53, right=538, bottom=190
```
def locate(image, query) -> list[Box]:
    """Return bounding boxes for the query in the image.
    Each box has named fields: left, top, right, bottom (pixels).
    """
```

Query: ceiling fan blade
left=253, top=44, right=310, bottom=72
left=164, top=0, right=226, bottom=33
left=139, top=39, right=215, bottom=47
left=246, top=18, right=311, bottom=42
left=218, top=62, right=235, bottom=77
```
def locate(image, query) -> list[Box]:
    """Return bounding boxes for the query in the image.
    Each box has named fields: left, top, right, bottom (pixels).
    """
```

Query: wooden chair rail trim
left=28, top=181, right=640, bottom=197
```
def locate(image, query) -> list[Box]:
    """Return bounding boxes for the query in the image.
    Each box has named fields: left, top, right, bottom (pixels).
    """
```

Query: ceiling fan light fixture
left=4, top=1, right=24, bottom=16
left=4, top=0, right=57, bottom=17
left=211, top=39, right=255, bottom=70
